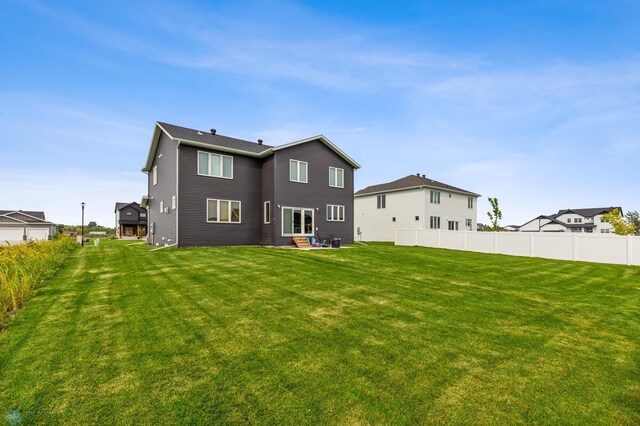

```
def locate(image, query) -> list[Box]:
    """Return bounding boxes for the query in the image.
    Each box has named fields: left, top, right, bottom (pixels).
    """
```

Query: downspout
left=273, top=152, right=277, bottom=245
left=421, top=187, right=426, bottom=229
left=176, top=140, right=180, bottom=247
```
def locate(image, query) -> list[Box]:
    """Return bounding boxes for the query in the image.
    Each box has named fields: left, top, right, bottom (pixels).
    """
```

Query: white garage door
left=0, top=227, right=24, bottom=242
left=27, top=228, right=49, bottom=241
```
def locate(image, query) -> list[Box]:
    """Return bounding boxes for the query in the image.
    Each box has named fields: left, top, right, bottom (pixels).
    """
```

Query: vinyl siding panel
left=147, top=132, right=177, bottom=245
left=178, top=144, right=263, bottom=246
left=272, top=140, right=355, bottom=246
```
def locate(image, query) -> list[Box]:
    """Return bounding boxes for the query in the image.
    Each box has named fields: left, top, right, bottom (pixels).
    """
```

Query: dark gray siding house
left=114, top=202, right=148, bottom=238
left=141, top=122, right=360, bottom=247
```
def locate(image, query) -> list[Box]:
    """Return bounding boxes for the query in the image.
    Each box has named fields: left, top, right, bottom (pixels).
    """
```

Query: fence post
left=529, top=233, right=534, bottom=257
left=628, top=235, right=632, bottom=266
left=464, top=230, right=468, bottom=251
left=572, top=234, right=578, bottom=261
left=438, top=229, right=442, bottom=248
left=415, top=229, right=418, bottom=246
left=494, top=232, right=498, bottom=254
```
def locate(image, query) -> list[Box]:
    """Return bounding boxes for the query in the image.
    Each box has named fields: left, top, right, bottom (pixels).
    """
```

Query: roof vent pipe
left=258, top=139, right=263, bottom=145
left=210, top=129, right=216, bottom=135
left=416, top=173, right=420, bottom=176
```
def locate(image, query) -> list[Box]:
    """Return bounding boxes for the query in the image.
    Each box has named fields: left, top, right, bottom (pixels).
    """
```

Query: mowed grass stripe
left=0, top=240, right=638, bottom=424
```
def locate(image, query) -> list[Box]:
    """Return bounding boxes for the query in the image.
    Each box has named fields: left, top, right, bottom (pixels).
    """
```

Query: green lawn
left=1, top=240, right=639, bottom=424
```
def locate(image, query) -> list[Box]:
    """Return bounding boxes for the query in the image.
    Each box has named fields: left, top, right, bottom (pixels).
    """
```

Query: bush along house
left=141, top=122, right=360, bottom=247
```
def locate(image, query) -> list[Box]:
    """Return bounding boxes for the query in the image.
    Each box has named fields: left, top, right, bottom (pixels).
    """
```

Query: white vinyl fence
left=395, top=230, right=640, bottom=266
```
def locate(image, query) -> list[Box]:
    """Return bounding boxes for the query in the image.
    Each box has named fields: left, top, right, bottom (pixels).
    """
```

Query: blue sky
left=2, top=0, right=639, bottom=226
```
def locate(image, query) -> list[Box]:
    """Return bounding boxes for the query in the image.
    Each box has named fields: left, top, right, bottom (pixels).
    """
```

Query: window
left=430, top=191, right=440, bottom=204
left=171, top=195, right=176, bottom=210
left=448, top=221, right=459, bottom=230
left=126, top=212, right=132, bottom=216
left=290, top=159, right=308, bottom=183
left=160, top=201, right=164, bottom=213
left=392, top=217, right=396, bottom=222
left=601, top=229, right=610, bottom=233
left=467, top=197, right=474, bottom=209
left=430, top=216, right=441, bottom=229
left=329, top=167, right=344, bottom=188
left=465, top=219, right=472, bottom=228
left=152, top=165, right=158, bottom=186
left=575, top=218, right=583, bottom=223
left=415, top=216, right=419, bottom=221
left=327, top=205, right=345, bottom=221
left=377, top=194, right=386, bottom=209
left=282, top=207, right=313, bottom=235
left=198, top=151, right=233, bottom=179
left=264, top=202, right=270, bottom=224
left=567, top=218, right=572, bottom=223
left=207, top=199, right=241, bottom=223
left=140, top=212, right=147, bottom=218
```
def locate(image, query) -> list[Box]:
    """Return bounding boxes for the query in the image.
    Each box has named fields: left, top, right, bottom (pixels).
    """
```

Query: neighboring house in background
left=114, top=202, right=148, bottom=238
left=0, top=210, right=56, bottom=245
left=354, top=174, right=480, bottom=242
left=502, top=225, right=520, bottom=232
left=141, top=122, right=359, bottom=246
left=518, top=207, right=622, bottom=233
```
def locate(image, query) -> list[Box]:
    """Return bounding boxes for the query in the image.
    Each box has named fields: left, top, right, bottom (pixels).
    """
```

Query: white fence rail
left=395, top=230, right=640, bottom=266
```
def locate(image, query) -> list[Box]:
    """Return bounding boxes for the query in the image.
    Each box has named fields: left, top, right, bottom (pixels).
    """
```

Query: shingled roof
left=0, top=210, right=51, bottom=223
left=157, top=122, right=273, bottom=154
left=114, top=202, right=145, bottom=213
left=556, top=207, right=622, bottom=217
left=355, top=174, right=480, bottom=197
left=143, top=122, right=360, bottom=172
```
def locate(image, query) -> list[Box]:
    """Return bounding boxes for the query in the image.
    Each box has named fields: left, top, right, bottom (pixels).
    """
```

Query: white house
left=354, top=174, right=480, bottom=242
left=0, top=210, right=56, bottom=245
left=518, top=207, right=621, bottom=233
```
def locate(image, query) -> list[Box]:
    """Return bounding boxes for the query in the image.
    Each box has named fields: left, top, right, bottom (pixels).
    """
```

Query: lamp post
left=81, top=202, right=85, bottom=246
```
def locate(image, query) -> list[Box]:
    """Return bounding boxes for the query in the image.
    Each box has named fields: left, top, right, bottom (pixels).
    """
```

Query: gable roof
left=519, top=207, right=623, bottom=228
left=354, top=174, right=480, bottom=197
left=114, top=202, right=144, bottom=213
left=556, top=207, right=622, bottom=217
left=0, top=210, right=52, bottom=224
left=143, top=122, right=360, bottom=172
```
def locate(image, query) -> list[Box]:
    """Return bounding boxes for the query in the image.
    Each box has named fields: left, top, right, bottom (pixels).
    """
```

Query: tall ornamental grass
left=0, top=238, right=76, bottom=330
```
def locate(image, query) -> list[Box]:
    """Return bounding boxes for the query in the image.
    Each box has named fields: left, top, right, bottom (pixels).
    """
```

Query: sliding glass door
left=282, top=207, right=314, bottom=236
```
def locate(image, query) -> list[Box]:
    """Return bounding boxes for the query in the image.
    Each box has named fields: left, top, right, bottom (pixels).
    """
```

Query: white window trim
left=289, top=159, right=308, bottom=184
left=468, top=197, right=474, bottom=209
left=152, top=165, right=158, bottom=186
left=171, top=195, right=176, bottom=210
left=377, top=194, right=386, bottom=209
left=430, top=216, right=441, bottom=229
left=281, top=206, right=314, bottom=236
left=430, top=190, right=441, bottom=204
left=326, top=204, right=345, bottom=222
left=329, top=167, right=344, bottom=188
left=160, top=200, right=164, bottom=213
left=206, top=198, right=242, bottom=224
left=197, top=150, right=234, bottom=179
left=264, top=201, right=271, bottom=224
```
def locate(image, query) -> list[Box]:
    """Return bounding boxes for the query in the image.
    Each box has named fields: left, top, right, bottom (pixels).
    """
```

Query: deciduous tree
left=601, top=209, right=636, bottom=235
left=486, top=197, right=502, bottom=231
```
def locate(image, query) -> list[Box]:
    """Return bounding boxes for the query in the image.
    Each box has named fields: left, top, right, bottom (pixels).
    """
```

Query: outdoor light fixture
left=81, top=202, right=85, bottom=247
